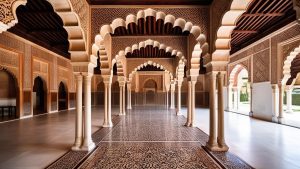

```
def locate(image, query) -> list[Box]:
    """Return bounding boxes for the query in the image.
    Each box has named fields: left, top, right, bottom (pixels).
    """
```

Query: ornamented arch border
left=92, top=8, right=209, bottom=77
left=229, top=64, right=249, bottom=86
left=0, top=65, right=20, bottom=88
left=114, top=39, right=186, bottom=79
left=0, top=0, right=92, bottom=67
left=128, top=60, right=174, bottom=81
left=211, top=0, right=253, bottom=67
left=282, top=45, right=300, bottom=85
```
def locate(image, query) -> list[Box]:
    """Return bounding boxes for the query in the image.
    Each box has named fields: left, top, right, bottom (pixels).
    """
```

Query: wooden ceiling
left=126, top=45, right=176, bottom=58
left=113, top=17, right=190, bottom=36
left=138, top=65, right=164, bottom=71
left=287, top=53, right=300, bottom=85
left=8, top=0, right=70, bottom=58
left=231, top=0, right=296, bottom=54
left=87, top=0, right=213, bottom=5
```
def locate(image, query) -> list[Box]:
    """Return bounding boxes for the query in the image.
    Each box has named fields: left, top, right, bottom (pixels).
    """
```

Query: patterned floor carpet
left=47, top=107, right=253, bottom=169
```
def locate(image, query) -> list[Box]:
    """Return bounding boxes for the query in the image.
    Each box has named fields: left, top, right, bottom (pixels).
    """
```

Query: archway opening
left=33, top=77, right=47, bottom=115
left=229, top=66, right=250, bottom=115
left=0, top=70, right=18, bottom=121
left=58, top=82, right=68, bottom=111
left=283, top=74, right=300, bottom=127
left=143, top=79, right=157, bottom=105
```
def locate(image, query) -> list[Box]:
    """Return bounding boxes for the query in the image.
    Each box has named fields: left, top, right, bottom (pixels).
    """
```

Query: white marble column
left=185, top=81, right=192, bottom=126
left=165, top=90, right=169, bottom=109
left=81, top=74, right=95, bottom=151
left=233, top=87, right=238, bottom=110
left=72, top=75, right=83, bottom=151
left=217, top=73, right=229, bottom=151
left=119, top=84, right=123, bottom=116
left=190, top=80, right=196, bottom=127
left=170, top=82, right=176, bottom=109
left=122, top=85, right=126, bottom=115
left=278, top=84, right=285, bottom=124
left=176, top=83, right=182, bottom=116
left=206, top=72, right=218, bottom=151
left=249, top=84, right=253, bottom=117
left=286, top=87, right=293, bottom=113
left=127, top=83, right=132, bottom=109
left=103, top=78, right=113, bottom=127
left=271, top=85, right=279, bottom=122
left=226, top=84, right=233, bottom=111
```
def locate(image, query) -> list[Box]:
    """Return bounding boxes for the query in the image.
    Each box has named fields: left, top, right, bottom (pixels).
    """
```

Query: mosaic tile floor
left=48, top=107, right=253, bottom=169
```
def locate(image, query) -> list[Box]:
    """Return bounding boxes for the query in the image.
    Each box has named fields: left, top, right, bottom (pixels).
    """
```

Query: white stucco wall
left=252, top=82, right=274, bottom=121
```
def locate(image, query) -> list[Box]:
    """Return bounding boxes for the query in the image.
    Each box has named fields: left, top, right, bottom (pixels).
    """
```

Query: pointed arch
left=282, top=45, right=300, bottom=85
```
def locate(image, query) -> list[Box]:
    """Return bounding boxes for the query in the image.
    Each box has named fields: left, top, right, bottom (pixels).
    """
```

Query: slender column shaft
left=286, top=87, right=293, bottom=113
left=185, top=81, right=192, bottom=126
left=177, top=84, right=182, bottom=115
left=170, top=89, right=175, bottom=109
left=122, top=85, right=126, bottom=115
left=119, top=85, right=122, bottom=115
left=278, top=85, right=285, bottom=123
left=72, top=75, right=83, bottom=151
left=127, top=84, right=132, bottom=109
left=103, top=81, right=113, bottom=127
left=81, top=75, right=95, bottom=151
left=166, top=91, right=169, bottom=109
left=249, top=84, right=253, bottom=116
left=190, top=81, right=196, bottom=127
left=217, top=73, right=228, bottom=151
left=108, top=82, right=112, bottom=124
left=206, top=73, right=218, bottom=150
left=227, top=85, right=232, bottom=111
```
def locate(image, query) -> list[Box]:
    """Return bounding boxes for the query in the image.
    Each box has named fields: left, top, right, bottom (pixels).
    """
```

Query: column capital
left=102, top=75, right=112, bottom=84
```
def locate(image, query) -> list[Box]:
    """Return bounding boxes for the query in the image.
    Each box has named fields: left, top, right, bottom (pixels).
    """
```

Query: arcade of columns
left=4, top=0, right=300, bottom=153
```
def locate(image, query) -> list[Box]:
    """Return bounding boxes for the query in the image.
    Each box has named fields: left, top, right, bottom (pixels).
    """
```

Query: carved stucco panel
left=253, top=49, right=270, bottom=83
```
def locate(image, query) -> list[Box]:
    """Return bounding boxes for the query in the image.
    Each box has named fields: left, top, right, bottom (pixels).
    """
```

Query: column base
left=206, top=142, right=228, bottom=151
left=71, top=139, right=82, bottom=151
left=103, top=122, right=113, bottom=127
left=176, top=110, right=182, bottom=116
left=119, top=113, right=125, bottom=116
left=249, top=111, right=253, bottom=117
left=184, top=121, right=190, bottom=127
left=81, top=141, right=96, bottom=152
left=278, top=117, right=285, bottom=124
left=272, top=116, right=278, bottom=123
left=127, top=106, right=132, bottom=110
left=205, top=141, right=219, bottom=151
left=286, top=110, right=293, bottom=114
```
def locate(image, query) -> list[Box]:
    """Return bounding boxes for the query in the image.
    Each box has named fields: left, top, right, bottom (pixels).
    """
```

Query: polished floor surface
left=0, top=107, right=119, bottom=169
left=0, top=106, right=300, bottom=169
left=182, top=108, right=300, bottom=169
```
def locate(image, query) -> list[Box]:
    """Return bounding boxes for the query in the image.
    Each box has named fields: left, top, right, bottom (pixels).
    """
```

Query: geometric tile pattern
left=79, top=142, right=221, bottom=169
left=47, top=107, right=253, bottom=169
